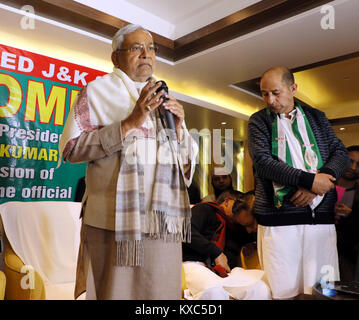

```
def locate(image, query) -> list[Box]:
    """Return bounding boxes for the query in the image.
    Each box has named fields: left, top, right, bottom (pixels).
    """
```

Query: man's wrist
left=298, top=171, right=315, bottom=190
left=121, top=119, right=133, bottom=138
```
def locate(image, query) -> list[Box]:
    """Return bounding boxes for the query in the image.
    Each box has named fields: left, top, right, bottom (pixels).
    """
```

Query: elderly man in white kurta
left=59, top=24, right=198, bottom=300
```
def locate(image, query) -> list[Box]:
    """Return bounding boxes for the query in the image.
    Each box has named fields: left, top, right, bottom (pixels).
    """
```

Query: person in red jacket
left=182, top=190, right=271, bottom=300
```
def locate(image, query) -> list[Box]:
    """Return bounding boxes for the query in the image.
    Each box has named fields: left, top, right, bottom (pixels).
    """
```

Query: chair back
left=0, top=201, right=82, bottom=300
left=0, top=270, right=5, bottom=300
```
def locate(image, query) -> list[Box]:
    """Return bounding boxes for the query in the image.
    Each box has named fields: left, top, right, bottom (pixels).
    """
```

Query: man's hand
left=214, top=253, right=231, bottom=273
left=334, top=202, right=352, bottom=222
left=290, top=187, right=317, bottom=207
left=121, top=80, right=164, bottom=134
left=311, top=173, right=336, bottom=196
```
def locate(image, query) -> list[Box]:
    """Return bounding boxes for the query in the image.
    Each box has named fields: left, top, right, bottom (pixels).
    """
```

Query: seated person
left=202, top=165, right=237, bottom=202
left=224, top=192, right=257, bottom=269
left=182, top=190, right=271, bottom=300
left=232, top=192, right=260, bottom=270
left=232, top=191, right=258, bottom=234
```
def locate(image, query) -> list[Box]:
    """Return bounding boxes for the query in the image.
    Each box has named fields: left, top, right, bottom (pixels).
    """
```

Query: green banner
left=0, top=44, right=106, bottom=203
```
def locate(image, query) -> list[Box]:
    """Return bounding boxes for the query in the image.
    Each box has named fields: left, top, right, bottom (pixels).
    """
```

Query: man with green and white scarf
left=248, top=66, right=349, bottom=300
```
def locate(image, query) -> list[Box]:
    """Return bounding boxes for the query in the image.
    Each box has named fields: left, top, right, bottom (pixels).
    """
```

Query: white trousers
left=257, top=224, right=339, bottom=299
left=183, top=261, right=271, bottom=300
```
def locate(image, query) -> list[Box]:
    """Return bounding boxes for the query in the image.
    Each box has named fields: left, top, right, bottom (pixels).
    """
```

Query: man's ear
left=111, top=51, right=119, bottom=68
left=291, top=83, right=298, bottom=95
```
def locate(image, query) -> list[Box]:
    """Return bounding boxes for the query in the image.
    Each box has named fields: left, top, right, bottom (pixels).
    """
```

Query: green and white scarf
left=270, top=104, right=323, bottom=208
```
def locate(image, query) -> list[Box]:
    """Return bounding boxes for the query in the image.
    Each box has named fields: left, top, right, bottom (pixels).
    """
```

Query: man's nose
left=140, top=47, right=149, bottom=57
left=266, top=94, right=275, bottom=105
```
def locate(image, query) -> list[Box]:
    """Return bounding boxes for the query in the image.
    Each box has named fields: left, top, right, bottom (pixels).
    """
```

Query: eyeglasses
left=117, top=44, right=158, bottom=54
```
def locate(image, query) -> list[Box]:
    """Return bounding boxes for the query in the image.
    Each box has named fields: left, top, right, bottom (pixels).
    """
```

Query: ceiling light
left=221, top=122, right=227, bottom=125
left=339, top=127, right=345, bottom=131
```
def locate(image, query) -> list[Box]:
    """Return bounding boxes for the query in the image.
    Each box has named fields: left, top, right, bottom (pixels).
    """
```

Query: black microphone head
left=155, top=80, right=168, bottom=94
left=155, top=80, right=176, bottom=136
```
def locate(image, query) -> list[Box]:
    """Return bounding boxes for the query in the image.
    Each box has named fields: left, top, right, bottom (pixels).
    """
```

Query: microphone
left=155, top=80, right=177, bottom=139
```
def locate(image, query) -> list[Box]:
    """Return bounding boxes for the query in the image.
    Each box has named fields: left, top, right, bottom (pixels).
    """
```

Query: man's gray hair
left=112, top=24, right=153, bottom=52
